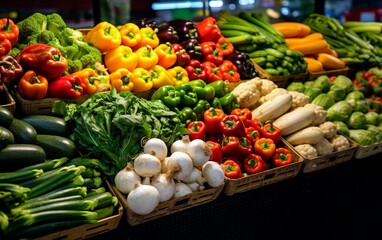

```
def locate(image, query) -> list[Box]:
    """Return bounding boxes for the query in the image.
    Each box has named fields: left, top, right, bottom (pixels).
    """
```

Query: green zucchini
left=0, top=107, right=13, bottom=128
left=8, top=118, right=37, bottom=144
left=0, top=144, right=46, bottom=171
left=0, top=126, right=14, bottom=149
left=35, top=134, right=77, bottom=159
left=20, top=115, right=69, bottom=136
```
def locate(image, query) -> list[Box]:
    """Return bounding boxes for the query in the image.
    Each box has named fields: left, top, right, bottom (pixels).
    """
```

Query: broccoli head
left=17, top=12, right=48, bottom=42
left=46, top=13, right=67, bottom=33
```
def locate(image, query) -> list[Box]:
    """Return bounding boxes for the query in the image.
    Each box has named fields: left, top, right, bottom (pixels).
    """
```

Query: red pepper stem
left=72, top=82, right=82, bottom=92
left=0, top=61, right=13, bottom=69
left=191, top=122, right=201, bottom=132
left=278, top=153, right=288, bottom=161
left=261, top=141, right=270, bottom=149
left=30, top=76, right=41, bottom=84
left=248, top=159, right=258, bottom=168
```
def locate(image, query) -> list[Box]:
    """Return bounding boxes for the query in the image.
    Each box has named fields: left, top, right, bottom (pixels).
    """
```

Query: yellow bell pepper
left=110, top=68, right=134, bottom=92
left=104, top=45, right=139, bottom=73
left=75, top=68, right=99, bottom=95
left=84, top=21, right=121, bottom=53
left=133, top=27, right=159, bottom=50
left=167, top=66, right=189, bottom=86
left=149, top=65, right=174, bottom=89
left=154, top=42, right=177, bottom=69
left=135, top=45, right=158, bottom=70
left=119, top=23, right=142, bottom=48
left=131, top=68, right=153, bottom=92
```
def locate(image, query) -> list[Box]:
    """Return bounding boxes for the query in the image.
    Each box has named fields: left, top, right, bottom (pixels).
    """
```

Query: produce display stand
left=36, top=181, right=123, bottom=240
left=307, top=67, right=349, bottom=80
left=223, top=139, right=303, bottom=196
left=354, top=141, right=382, bottom=159
left=110, top=183, right=224, bottom=226
left=287, top=136, right=358, bottom=173
left=0, top=84, right=16, bottom=114
left=252, top=62, right=308, bottom=87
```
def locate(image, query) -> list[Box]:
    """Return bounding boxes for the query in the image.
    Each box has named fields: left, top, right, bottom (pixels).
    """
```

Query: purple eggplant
left=157, top=23, right=180, bottom=44
left=225, top=51, right=259, bottom=79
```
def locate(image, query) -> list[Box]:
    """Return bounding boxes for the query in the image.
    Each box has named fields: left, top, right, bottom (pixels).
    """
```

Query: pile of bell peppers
left=186, top=107, right=294, bottom=178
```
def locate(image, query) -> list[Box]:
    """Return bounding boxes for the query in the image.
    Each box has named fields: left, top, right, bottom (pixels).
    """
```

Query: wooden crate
left=307, top=67, right=349, bottom=81
left=111, top=183, right=224, bottom=226
left=253, top=62, right=307, bottom=88
left=35, top=181, right=123, bottom=240
left=294, top=137, right=358, bottom=173
left=223, top=139, right=303, bottom=196
left=0, top=84, right=16, bottom=114
left=354, top=141, right=382, bottom=159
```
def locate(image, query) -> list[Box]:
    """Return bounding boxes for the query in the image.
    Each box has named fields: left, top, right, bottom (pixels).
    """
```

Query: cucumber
left=0, top=107, right=14, bottom=128
left=0, top=126, right=14, bottom=149
left=8, top=118, right=37, bottom=144
left=35, top=134, right=77, bottom=159
left=0, top=144, right=46, bottom=171
left=20, top=115, right=69, bottom=136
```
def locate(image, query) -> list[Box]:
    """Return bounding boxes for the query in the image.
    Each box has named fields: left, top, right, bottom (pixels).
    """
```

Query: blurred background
left=1, top=0, right=381, bottom=28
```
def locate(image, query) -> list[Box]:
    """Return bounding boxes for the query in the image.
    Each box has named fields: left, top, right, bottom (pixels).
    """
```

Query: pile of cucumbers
left=0, top=107, right=77, bottom=171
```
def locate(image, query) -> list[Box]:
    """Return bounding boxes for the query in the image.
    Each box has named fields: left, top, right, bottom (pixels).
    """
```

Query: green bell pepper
left=207, top=80, right=229, bottom=98
left=193, top=99, right=211, bottom=121
left=188, top=79, right=215, bottom=101
left=219, top=93, right=240, bottom=114
left=151, top=85, right=181, bottom=108
left=175, top=83, right=199, bottom=107
left=177, top=107, right=197, bottom=125
left=210, top=97, right=222, bottom=109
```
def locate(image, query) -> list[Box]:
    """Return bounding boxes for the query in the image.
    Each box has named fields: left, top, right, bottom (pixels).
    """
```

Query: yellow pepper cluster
left=82, top=21, right=190, bottom=93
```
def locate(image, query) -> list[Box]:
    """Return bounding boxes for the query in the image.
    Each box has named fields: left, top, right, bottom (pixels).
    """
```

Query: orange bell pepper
left=149, top=65, right=173, bottom=89
left=17, top=70, right=48, bottom=100
left=135, top=45, right=158, bottom=70
left=104, top=45, right=139, bottom=73
left=154, top=42, right=177, bottom=69
left=254, top=138, right=276, bottom=162
left=119, top=22, right=142, bottom=48
left=84, top=21, right=121, bottom=53
left=131, top=67, right=153, bottom=92
left=110, top=68, right=134, bottom=92
left=0, top=18, right=19, bottom=47
left=167, top=66, right=189, bottom=86
left=133, top=27, right=159, bottom=50
left=75, top=68, right=99, bottom=95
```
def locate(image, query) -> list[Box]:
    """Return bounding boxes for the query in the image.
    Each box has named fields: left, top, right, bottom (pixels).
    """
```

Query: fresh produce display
left=2, top=8, right=382, bottom=238
left=217, top=11, right=307, bottom=76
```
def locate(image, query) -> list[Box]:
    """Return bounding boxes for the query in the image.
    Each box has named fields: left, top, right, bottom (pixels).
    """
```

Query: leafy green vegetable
left=62, top=88, right=188, bottom=176
left=349, top=129, right=376, bottom=146
left=326, top=84, right=346, bottom=101
left=303, top=87, right=322, bottom=103
left=345, top=91, right=365, bottom=101
left=346, top=99, right=369, bottom=113
left=311, top=93, right=335, bottom=110
left=333, top=121, right=349, bottom=136
left=347, top=111, right=367, bottom=129
left=312, top=75, right=331, bottom=93
left=326, top=100, right=353, bottom=122
left=332, top=75, right=354, bottom=94
left=286, top=82, right=305, bottom=93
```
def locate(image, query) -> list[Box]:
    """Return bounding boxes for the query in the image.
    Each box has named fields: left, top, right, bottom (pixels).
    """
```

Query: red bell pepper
left=187, top=120, right=206, bottom=141
left=254, top=138, right=276, bottom=162
left=219, top=60, right=240, bottom=83
left=202, top=61, right=222, bottom=83
left=47, top=74, right=84, bottom=99
left=248, top=118, right=263, bottom=132
left=245, top=126, right=261, bottom=145
left=219, top=114, right=246, bottom=137
left=221, top=159, right=242, bottom=179
left=204, top=108, right=226, bottom=136
left=221, top=135, right=252, bottom=159
left=196, top=17, right=222, bottom=43
left=243, top=153, right=268, bottom=175
left=272, top=147, right=293, bottom=167
left=200, top=41, right=224, bottom=66
left=184, top=59, right=207, bottom=81
left=172, top=43, right=190, bottom=67
left=0, top=55, right=23, bottom=84
left=231, top=108, right=252, bottom=127
left=16, top=43, right=68, bottom=80
left=216, top=36, right=234, bottom=56
left=237, top=136, right=253, bottom=158
left=260, top=120, right=281, bottom=144
left=0, top=34, right=11, bottom=57
left=206, top=140, right=223, bottom=163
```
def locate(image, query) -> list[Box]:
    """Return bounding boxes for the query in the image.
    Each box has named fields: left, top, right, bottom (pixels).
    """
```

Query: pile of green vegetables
left=55, top=88, right=188, bottom=176
left=287, top=75, right=382, bottom=146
